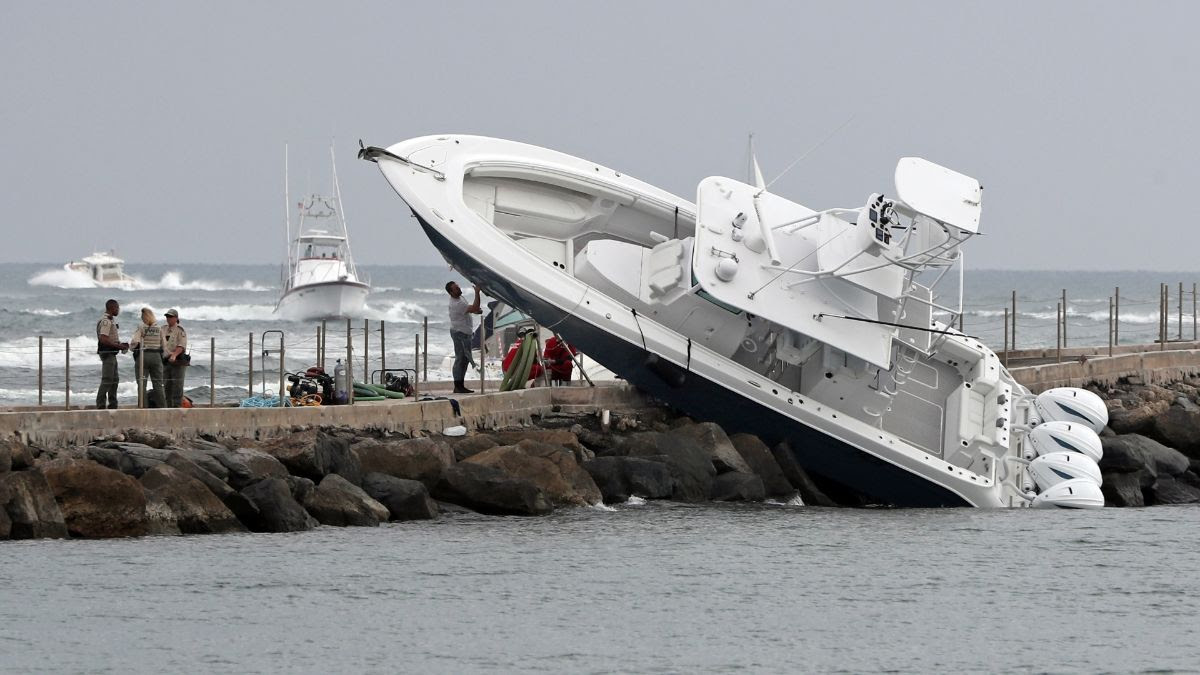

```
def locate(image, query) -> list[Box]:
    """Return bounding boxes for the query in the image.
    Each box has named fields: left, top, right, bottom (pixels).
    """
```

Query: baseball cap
left=165, top=308, right=179, bottom=318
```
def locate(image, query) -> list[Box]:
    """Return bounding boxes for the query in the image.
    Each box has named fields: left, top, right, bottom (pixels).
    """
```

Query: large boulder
left=710, top=471, right=766, bottom=502
left=360, top=473, right=438, bottom=521
left=582, top=456, right=674, bottom=504
left=449, top=435, right=498, bottom=461
left=260, top=430, right=362, bottom=484
left=729, top=433, right=794, bottom=497
left=140, top=464, right=246, bottom=535
left=1148, top=405, right=1200, bottom=458
left=163, top=440, right=233, bottom=481
left=771, top=441, right=837, bottom=506
left=239, top=478, right=317, bottom=532
left=212, top=448, right=289, bottom=490
left=606, top=432, right=715, bottom=502
left=1107, top=399, right=1168, bottom=434
left=87, top=442, right=173, bottom=478
left=123, top=428, right=174, bottom=449
left=434, top=462, right=552, bottom=516
left=464, top=440, right=601, bottom=507
left=353, top=437, right=454, bottom=490
left=1100, top=435, right=1158, bottom=488
left=1147, top=475, right=1200, bottom=505
left=1101, top=471, right=1145, bottom=507
left=163, top=452, right=259, bottom=525
left=40, top=459, right=148, bottom=538
left=673, top=422, right=752, bottom=474
left=488, top=430, right=594, bottom=463
left=0, top=470, right=67, bottom=539
left=302, top=474, right=388, bottom=527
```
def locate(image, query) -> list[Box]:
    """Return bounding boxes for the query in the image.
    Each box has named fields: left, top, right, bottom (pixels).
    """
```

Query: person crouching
left=129, top=307, right=166, bottom=408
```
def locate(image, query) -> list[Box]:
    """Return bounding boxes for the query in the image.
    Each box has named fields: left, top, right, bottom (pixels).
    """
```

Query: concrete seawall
left=0, top=384, right=651, bottom=449
left=1010, top=347, right=1200, bottom=392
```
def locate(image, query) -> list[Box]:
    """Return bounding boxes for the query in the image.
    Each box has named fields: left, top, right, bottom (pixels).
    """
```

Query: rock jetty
left=1, top=410, right=826, bottom=541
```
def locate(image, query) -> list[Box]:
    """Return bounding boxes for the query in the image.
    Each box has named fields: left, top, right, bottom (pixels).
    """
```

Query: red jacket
left=543, top=336, right=577, bottom=379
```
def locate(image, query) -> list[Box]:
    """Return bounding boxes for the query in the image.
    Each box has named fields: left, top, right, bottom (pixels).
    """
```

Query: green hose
left=353, top=382, right=407, bottom=399
left=501, top=337, right=537, bottom=392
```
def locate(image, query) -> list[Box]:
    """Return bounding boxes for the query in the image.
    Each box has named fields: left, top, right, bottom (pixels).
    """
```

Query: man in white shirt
left=445, top=280, right=482, bottom=393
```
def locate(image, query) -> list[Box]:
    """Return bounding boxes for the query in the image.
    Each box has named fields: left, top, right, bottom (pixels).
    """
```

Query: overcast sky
left=2, top=1, right=1197, bottom=270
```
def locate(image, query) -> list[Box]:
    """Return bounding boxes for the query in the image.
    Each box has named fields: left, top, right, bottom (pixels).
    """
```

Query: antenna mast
left=330, top=141, right=357, bottom=268
left=284, top=143, right=291, bottom=265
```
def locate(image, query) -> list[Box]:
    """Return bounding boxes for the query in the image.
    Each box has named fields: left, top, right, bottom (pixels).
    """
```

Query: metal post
left=1011, top=290, right=1017, bottom=351
left=321, top=319, right=327, bottom=369
left=316, top=325, right=322, bottom=369
left=1061, top=288, right=1067, bottom=348
left=64, top=338, right=70, bottom=410
left=422, top=316, right=429, bottom=382
left=363, top=318, right=369, bottom=388
left=1056, top=303, right=1062, bottom=363
left=279, top=343, right=287, bottom=405
left=1108, top=297, right=1114, bottom=357
left=1160, top=283, right=1166, bottom=350
left=137, top=343, right=145, bottom=409
left=1002, top=308, right=1009, bottom=367
left=1114, top=286, right=1120, bottom=345
left=210, top=337, right=216, bottom=408
left=414, top=334, right=420, bottom=398
left=346, top=319, right=354, bottom=404
left=1179, top=281, right=1184, bottom=341
left=1194, top=282, right=1197, bottom=342
left=380, top=320, right=386, bottom=381
left=38, top=336, right=43, bottom=406
left=248, top=333, right=254, bottom=397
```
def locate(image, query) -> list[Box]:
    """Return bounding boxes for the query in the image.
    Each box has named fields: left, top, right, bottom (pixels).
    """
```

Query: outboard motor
left=1027, top=421, right=1104, bottom=463
left=1029, top=451, right=1103, bottom=490
left=1034, top=388, right=1108, bottom=433
left=1031, top=478, right=1105, bottom=509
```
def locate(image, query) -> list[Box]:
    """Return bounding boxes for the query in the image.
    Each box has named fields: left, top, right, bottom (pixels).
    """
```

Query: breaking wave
left=28, top=268, right=271, bottom=292
left=28, top=268, right=97, bottom=289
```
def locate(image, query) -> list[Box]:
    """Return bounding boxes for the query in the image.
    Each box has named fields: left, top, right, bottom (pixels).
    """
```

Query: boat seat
left=641, top=237, right=694, bottom=304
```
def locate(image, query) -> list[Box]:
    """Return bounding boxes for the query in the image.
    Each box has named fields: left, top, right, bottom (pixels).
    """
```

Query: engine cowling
left=1031, top=478, right=1105, bottom=509
left=1034, top=388, right=1108, bottom=433
left=1029, top=451, right=1103, bottom=490
left=1027, top=421, right=1104, bottom=463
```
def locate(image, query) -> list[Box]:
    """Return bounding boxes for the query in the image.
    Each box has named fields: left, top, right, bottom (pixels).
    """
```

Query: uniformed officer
left=95, top=299, right=128, bottom=409
left=128, top=307, right=166, bottom=408
left=162, top=308, right=188, bottom=407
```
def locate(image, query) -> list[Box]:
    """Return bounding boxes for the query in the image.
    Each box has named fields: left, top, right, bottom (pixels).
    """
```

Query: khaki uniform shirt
left=97, top=313, right=120, bottom=354
left=164, top=324, right=188, bottom=356
left=130, top=323, right=165, bottom=351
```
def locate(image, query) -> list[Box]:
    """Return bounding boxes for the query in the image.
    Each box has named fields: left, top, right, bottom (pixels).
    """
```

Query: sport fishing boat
left=275, top=146, right=370, bottom=321
left=360, top=135, right=1108, bottom=508
left=64, top=250, right=137, bottom=289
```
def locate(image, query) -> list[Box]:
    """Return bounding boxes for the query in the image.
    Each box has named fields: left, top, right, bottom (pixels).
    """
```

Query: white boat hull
left=275, top=281, right=369, bottom=321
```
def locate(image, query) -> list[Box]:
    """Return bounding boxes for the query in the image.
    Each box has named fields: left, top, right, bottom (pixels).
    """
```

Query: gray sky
left=2, top=1, right=1197, bottom=270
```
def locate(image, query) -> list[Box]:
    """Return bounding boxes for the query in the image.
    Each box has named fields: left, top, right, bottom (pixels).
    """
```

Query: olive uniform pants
left=164, top=361, right=187, bottom=407
left=135, top=351, right=167, bottom=408
left=96, top=353, right=119, bottom=409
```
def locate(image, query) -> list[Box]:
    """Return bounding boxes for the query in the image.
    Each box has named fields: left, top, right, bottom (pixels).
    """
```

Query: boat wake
left=28, top=268, right=97, bottom=289
left=28, top=268, right=271, bottom=292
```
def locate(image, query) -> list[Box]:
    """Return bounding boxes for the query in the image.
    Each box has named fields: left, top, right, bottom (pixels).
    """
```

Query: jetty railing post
left=210, top=337, right=216, bottom=408
left=346, top=319, right=354, bottom=405
left=321, top=319, right=327, bottom=369
left=248, top=333, right=254, bottom=397
left=422, top=316, right=428, bottom=382
left=38, top=336, right=43, bottom=406
left=380, top=320, right=386, bottom=382
left=1056, top=303, right=1062, bottom=363
left=1194, top=282, right=1197, bottom=342
left=1115, top=286, right=1120, bottom=346
left=1011, top=290, right=1017, bottom=351
left=1061, top=288, right=1067, bottom=347
left=1180, top=281, right=1185, bottom=342
left=316, top=325, right=322, bottom=370
left=1003, top=309, right=1009, bottom=367
left=363, top=318, right=369, bottom=387
left=137, top=343, right=145, bottom=409
left=64, top=338, right=70, bottom=410
left=414, top=334, right=420, bottom=398
left=279, top=342, right=287, bottom=404
left=1108, top=297, right=1114, bottom=357
left=1160, top=283, right=1166, bottom=350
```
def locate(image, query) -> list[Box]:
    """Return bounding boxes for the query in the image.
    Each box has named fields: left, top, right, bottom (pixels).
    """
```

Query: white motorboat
left=64, top=250, right=137, bottom=289
left=275, top=146, right=370, bottom=321
left=361, top=135, right=1107, bottom=508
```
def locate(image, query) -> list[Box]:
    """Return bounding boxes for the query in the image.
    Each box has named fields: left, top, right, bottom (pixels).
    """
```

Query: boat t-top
left=275, top=146, right=370, bottom=321
left=64, top=250, right=137, bottom=289
left=361, top=134, right=1108, bottom=508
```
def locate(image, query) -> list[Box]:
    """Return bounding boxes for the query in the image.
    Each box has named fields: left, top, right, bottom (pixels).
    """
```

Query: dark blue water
left=2, top=502, right=1197, bottom=673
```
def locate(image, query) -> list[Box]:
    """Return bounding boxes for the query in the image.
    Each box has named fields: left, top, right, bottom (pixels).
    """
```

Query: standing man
left=95, top=299, right=128, bottom=409
left=163, top=308, right=188, bottom=407
left=129, top=307, right=167, bottom=409
left=445, top=280, right=481, bottom=394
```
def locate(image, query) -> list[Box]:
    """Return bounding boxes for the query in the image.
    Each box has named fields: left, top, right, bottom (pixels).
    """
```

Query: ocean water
left=2, top=263, right=1199, bottom=406
left=1, top=502, right=1197, bottom=673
